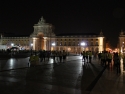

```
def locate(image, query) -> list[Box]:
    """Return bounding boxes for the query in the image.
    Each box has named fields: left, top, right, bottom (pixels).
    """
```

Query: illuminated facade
left=119, top=30, right=125, bottom=53
left=0, top=17, right=105, bottom=53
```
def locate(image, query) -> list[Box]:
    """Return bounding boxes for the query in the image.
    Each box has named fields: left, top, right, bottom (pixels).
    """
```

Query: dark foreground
left=0, top=56, right=124, bottom=94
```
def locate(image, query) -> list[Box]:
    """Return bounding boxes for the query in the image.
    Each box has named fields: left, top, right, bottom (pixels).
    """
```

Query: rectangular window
left=73, top=42, right=75, bottom=46
left=96, top=42, right=98, bottom=45
left=60, top=42, right=62, bottom=46
left=69, top=42, right=70, bottom=46
left=64, top=42, right=66, bottom=46
left=91, top=42, right=93, bottom=45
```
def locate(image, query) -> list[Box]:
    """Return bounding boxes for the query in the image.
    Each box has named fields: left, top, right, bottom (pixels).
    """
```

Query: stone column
left=33, top=38, right=36, bottom=50
left=43, top=37, right=47, bottom=50
left=98, top=37, right=104, bottom=52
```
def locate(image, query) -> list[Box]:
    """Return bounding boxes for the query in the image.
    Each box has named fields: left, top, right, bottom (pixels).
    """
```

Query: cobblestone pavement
left=0, top=56, right=109, bottom=94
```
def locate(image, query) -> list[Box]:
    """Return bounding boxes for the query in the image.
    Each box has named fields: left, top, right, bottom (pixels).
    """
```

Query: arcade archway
left=37, top=33, right=44, bottom=50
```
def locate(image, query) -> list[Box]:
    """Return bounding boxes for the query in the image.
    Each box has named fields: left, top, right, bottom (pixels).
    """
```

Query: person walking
left=113, top=52, right=121, bottom=74
left=81, top=51, right=86, bottom=62
left=107, top=52, right=112, bottom=67
left=29, top=53, right=35, bottom=67
left=88, top=51, right=92, bottom=63
left=59, top=51, right=62, bottom=63
left=62, top=50, right=67, bottom=63
left=34, top=52, right=39, bottom=65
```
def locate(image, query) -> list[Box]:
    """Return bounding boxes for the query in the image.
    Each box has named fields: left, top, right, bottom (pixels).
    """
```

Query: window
left=60, top=42, right=62, bottom=46
left=96, top=42, right=98, bottom=45
left=64, top=42, right=66, bottom=46
left=69, top=42, right=70, bottom=46
left=91, top=42, right=93, bottom=45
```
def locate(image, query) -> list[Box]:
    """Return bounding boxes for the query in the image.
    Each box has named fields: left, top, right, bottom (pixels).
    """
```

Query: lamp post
left=31, top=43, right=33, bottom=50
left=51, top=42, right=56, bottom=51
left=80, top=42, right=86, bottom=51
left=11, top=43, right=14, bottom=47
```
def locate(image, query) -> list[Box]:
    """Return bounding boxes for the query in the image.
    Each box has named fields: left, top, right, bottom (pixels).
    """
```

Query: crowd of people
left=1, top=49, right=125, bottom=74
left=98, top=51, right=125, bottom=74
left=81, top=51, right=93, bottom=63
left=80, top=50, right=125, bottom=74
left=29, top=50, right=68, bottom=66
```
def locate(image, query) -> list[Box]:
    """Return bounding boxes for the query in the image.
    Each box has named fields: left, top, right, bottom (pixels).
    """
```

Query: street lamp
left=31, top=43, right=33, bottom=50
left=11, top=43, right=14, bottom=47
left=80, top=42, right=86, bottom=51
left=51, top=42, right=55, bottom=46
left=51, top=42, right=56, bottom=51
left=31, top=43, right=33, bottom=46
left=81, top=42, right=86, bottom=46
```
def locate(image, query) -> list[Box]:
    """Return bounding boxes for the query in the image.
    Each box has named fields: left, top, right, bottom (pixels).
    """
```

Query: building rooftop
left=56, top=33, right=98, bottom=36
left=0, top=32, right=29, bottom=37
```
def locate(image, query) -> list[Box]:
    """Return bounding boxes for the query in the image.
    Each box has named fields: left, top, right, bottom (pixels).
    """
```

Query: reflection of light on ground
left=10, top=58, right=14, bottom=66
left=121, top=59, right=125, bottom=73
left=8, top=58, right=17, bottom=69
left=49, top=58, right=53, bottom=63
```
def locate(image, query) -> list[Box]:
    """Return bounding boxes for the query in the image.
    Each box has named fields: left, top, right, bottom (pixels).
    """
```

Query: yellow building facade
left=0, top=17, right=105, bottom=53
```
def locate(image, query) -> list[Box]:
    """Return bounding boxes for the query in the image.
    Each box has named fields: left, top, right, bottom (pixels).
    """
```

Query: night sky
left=1, top=0, right=125, bottom=48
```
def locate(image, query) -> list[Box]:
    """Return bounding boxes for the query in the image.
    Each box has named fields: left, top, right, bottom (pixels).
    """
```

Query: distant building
left=119, top=30, right=125, bottom=53
left=0, top=17, right=105, bottom=53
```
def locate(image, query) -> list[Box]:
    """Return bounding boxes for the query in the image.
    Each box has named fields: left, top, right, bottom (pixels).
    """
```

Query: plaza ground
left=0, top=55, right=125, bottom=94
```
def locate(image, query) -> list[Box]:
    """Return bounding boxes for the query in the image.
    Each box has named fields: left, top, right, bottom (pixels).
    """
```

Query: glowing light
left=11, top=43, right=14, bottom=46
left=81, top=42, right=86, bottom=46
left=52, top=43, right=55, bottom=46
left=68, top=48, right=71, bottom=51
left=31, top=43, right=33, bottom=46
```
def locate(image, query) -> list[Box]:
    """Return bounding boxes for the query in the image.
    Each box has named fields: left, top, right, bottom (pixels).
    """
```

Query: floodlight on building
left=11, top=43, right=14, bottom=47
left=80, top=42, right=86, bottom=46
left=52, top=43, right=55, bottom=46
left=31, top=43, right=33, bottom=46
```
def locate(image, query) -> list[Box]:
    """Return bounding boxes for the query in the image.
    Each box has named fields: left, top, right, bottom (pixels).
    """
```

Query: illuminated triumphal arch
left=30, top=17, right=55, bottom=50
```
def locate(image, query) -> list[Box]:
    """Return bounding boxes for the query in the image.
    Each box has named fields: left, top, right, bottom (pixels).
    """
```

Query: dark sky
left=1, top=0, right=125, bottom=47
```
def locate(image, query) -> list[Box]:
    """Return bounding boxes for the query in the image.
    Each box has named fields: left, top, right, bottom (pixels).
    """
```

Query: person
left=34, top=52, right=39, bottom=65
left=113, top=52, right=121, bottom=74
left=62, top=50, right=67, bottom=63
left=85, top=51, right=89, bottom=62
left=52, top=51, right=56, bottom=63
left=29, top=53, right=35, bottom=67
left=98, top=52, right=101, bottom=61
left=81, top=51, right=86, bottom=62
left=39, top=50, right=43, bottom=62
left=100, top=51, right=104, bottom=66
left=88, top=51, right=92, bottom=63
left=59, top=51, right=62, bottom=63
left=107, top=52, right=112, bottom=67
